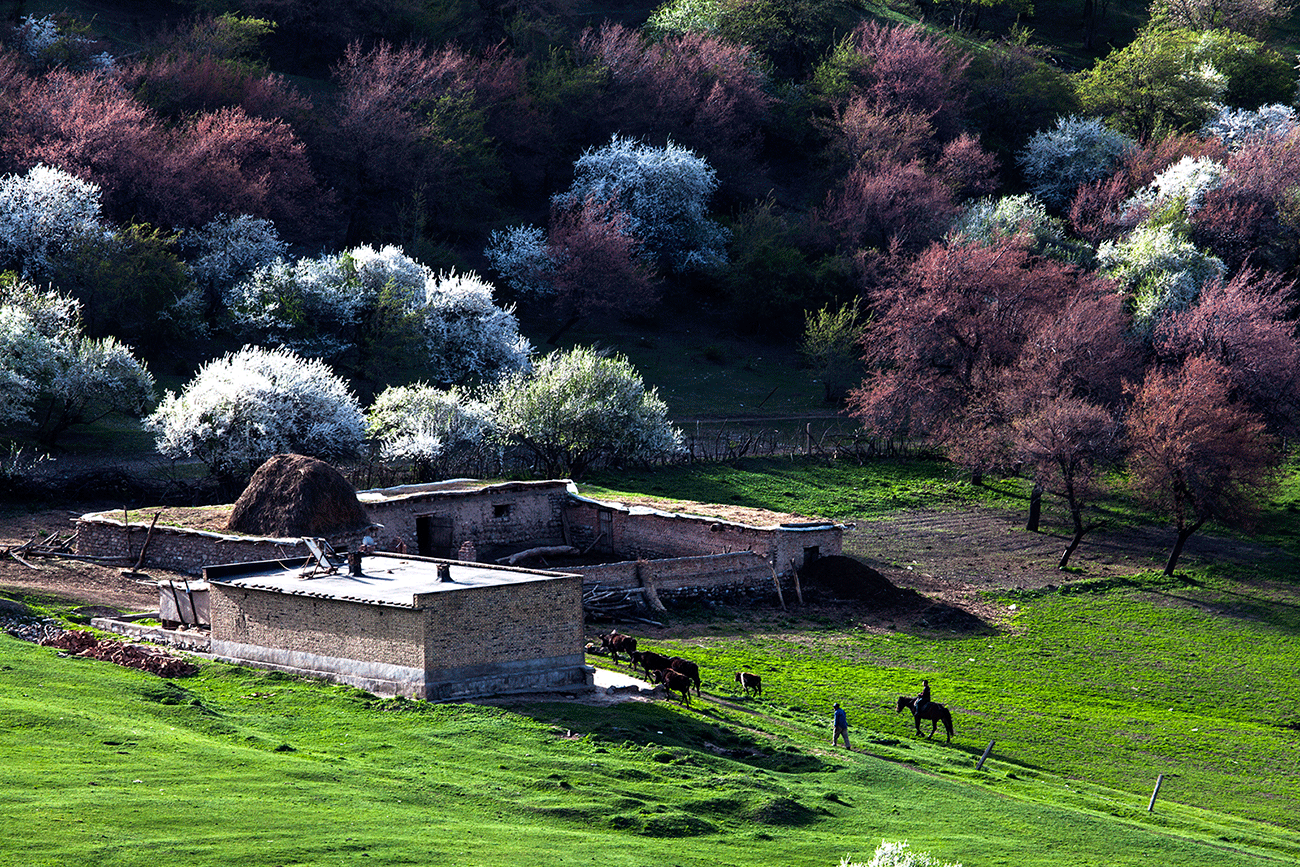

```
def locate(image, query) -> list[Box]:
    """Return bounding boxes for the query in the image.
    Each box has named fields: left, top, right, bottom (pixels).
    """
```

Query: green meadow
left=3, top=456, right=1298, bottom=866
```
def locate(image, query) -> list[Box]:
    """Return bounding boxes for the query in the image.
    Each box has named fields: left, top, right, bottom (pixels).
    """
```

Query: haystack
left=227, top=454, right=371, bottom=537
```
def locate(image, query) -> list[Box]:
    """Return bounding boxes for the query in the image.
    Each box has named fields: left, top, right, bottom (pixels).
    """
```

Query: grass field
left=4, top=457, right=1299, bottom=866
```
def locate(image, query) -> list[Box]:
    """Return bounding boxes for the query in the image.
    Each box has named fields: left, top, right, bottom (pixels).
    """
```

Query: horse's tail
left=942, top=710, right=954, bottom=739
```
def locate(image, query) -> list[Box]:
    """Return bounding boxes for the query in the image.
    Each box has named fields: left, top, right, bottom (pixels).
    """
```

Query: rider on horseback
left=915, top=679, right=931, bottom=716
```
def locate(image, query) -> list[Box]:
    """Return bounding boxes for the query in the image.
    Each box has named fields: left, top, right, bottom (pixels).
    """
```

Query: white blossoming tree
left=489, top=345, right=683, bottom=478
left=554, top=135, right=728, bottom=273
left=1200, top=103, right=1297, bottom=150
left=1017, top=116, right=1135, bottom=210
left=179, top=214, right=288, bottom=324
left=0, top=280, right=154, bottom=444
left=483, top=224, right=555, bottom=299
left=1123, top=155, right=1226, bottom=222
left=228, top=244, right=531, bottom=388
left=366, top=384, right=495, bottom=481
left=0, top=164, right=107, bottom=279
left=145, top=345, right=364, bottom=486
left=1097, top=224, right=1225, bottom=334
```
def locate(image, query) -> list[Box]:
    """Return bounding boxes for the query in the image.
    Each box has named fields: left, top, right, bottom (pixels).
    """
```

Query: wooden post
left=1148, top=774, right=1164, bottom=812
left=768, top=563, right=786, bottom=610
left=132, top=511, right=161, bottom=573
left=789, top=559, right=804, bottom=605
left=122, top=507, right=131, bottom=559
left=977, top=740, right=995, bottom=771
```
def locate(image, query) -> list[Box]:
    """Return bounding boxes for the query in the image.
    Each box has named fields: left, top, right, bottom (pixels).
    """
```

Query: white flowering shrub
left=556, top=135, right=729, bottom=273
left=0, top=164, right=107, bottom=279
left=10, top=15, right=114, bottom=71
left=951, top=194, right=1090, bottom=263
left=489, top=345, right=683, bottom=478
left=0, top=280, right=153, bottom=441
left=1200, top=103, right=1298, bottom=150
left=842, top=839, right=963, bottom=867
left=1123, top=155, right=1225, bottom=221
left=146, top=345, right=363, bottom=481
left=229, top=245, right=531, bottom=385
left=366, top=384, right=495, bottom=480
left=182, top=214, right=287, bottom=296
left=1098, top=224, right=1226, bottom=333
left=484, top=224, right=555, bottom=299
left=1017, top=116, right=1136, bottom=209
left=421, top=271, right=533, bottom=385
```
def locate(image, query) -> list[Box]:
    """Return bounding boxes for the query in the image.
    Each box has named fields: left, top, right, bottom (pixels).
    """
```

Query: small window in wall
left=492, top=503, right=513, bottom=519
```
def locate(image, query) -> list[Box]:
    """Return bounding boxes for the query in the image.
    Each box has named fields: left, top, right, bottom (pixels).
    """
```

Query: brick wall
left=211, top=586, right=428, bottom=668
left=564, top=496, right=842, bottom=573
left=77, top=516, right=369, bottom=575
left=362, top=480, right=569, bottom=554
left=207, top=571, right=586, bottom=699
left=416, top=574, right=583, bottom=672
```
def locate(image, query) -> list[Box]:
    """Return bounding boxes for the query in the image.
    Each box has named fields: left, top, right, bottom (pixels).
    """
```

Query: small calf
left=735, top=671, right=762, bottom=697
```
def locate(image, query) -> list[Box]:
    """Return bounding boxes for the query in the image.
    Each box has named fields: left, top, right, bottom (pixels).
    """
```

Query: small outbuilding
left=202, top=551, right=589, bottom=700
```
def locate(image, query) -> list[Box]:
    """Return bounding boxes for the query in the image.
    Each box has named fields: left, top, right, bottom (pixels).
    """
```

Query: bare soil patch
left=1, top=496, right=1289, bottom=633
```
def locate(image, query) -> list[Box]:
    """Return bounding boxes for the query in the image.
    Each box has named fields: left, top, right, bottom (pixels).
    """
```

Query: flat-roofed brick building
left=203, top=552, right=588, bottom=700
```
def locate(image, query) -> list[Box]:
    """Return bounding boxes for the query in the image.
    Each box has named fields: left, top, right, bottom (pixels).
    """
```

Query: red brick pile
left=41, top=630, right=198, bottom=678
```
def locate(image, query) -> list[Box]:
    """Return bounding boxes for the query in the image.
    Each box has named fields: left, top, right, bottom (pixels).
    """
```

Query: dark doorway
left=416, top=515, right=453, bottom=557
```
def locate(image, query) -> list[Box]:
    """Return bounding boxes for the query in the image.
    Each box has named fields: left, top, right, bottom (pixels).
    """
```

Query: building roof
left=204, top=553, right=576, bottom=609
left=356, top=478, right=571, bottom=506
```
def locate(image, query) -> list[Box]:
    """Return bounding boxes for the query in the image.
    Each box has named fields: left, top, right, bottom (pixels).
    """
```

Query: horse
left=656, top=668, right=693, bottom=706
left=896, top=695, right=954, bottom=742
left=600, top=631, right=637, bottom=665
left=735, top=671, right=762, bottom=697
left=631, top=650, right=672, bottom=679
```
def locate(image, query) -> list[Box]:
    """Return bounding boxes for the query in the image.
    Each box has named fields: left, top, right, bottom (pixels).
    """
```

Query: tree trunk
left=546, top=314, right=582, bottom=346
left=1163, top=517, right=1207, bottom=577
left=1026, top=482, right=1043, bottom=532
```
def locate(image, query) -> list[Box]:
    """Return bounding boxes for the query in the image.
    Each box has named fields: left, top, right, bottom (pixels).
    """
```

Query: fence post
left=976, top=740, right=995, bottom=771
left=1148, top=774, right=1164, bottom=812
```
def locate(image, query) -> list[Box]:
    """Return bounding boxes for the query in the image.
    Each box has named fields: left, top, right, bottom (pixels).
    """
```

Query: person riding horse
left=914, top=680, right=931, bottom=716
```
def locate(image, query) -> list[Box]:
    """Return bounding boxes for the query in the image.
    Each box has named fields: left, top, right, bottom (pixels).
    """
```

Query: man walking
left=832, top=702, right=850, bottom=749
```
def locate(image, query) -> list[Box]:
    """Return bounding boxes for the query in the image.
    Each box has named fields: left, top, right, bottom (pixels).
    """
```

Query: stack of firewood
left=582, top=585, right=661, bottom=626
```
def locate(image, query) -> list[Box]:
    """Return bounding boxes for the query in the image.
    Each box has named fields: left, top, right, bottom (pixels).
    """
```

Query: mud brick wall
left=415, top=574, right=583, bottom=671
left=564, top=497, right=842, bottom=572
left=76, top=516, right=370, bottom=575
left=362, top=481, right=569, bottom=553
left=210, top=586, right=428, bottom=668
left=572, top=552, right=773, bottom=593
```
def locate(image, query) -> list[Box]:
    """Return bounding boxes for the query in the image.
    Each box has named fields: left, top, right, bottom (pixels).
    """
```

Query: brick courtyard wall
left=76, top=516, right=370, bottom=575
left=564, top=495, right=842, bottom=575
left=572, top=552, right=773, bottom=594
left=361, top=480, right=569, bottom=553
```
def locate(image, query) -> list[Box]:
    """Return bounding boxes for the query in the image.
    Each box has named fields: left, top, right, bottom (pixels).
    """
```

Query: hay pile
left=226, top=454, right=370, bottom=537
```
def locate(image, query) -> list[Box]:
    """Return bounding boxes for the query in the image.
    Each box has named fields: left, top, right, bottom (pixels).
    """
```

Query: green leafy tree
left=489, top=346, right=683, bottom=478
left=799, top=299, right=867, bottom=403
left=1074, top=24, right=1265, bottom=140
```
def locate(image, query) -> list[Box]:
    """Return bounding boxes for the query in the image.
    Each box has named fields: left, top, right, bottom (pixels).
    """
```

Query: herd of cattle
left=597, top=630, right=762, bottom=706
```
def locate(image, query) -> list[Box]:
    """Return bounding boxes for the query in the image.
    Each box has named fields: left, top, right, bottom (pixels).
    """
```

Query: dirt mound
left=802, top=555, right=910, bottom=604
left=227, top=454, right=370, bottom=537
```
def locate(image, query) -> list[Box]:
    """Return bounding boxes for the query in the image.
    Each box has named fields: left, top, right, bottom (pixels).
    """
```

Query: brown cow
left=667, top=656, right=701, bottom=695
left=600, top=631, right=637, bottom=665
left=655, top=668, right=693, bottom=706
left=735, top=671, right=762, bottom=697
left=631, top=650, right=672, bottom=678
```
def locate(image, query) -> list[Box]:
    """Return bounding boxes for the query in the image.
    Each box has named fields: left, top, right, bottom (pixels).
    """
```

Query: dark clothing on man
left=832, top=703, right=850, bottom=748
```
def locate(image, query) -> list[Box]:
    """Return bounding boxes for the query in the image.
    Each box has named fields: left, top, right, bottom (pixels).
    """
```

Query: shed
left=203, top=551, right=589, bottom=700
